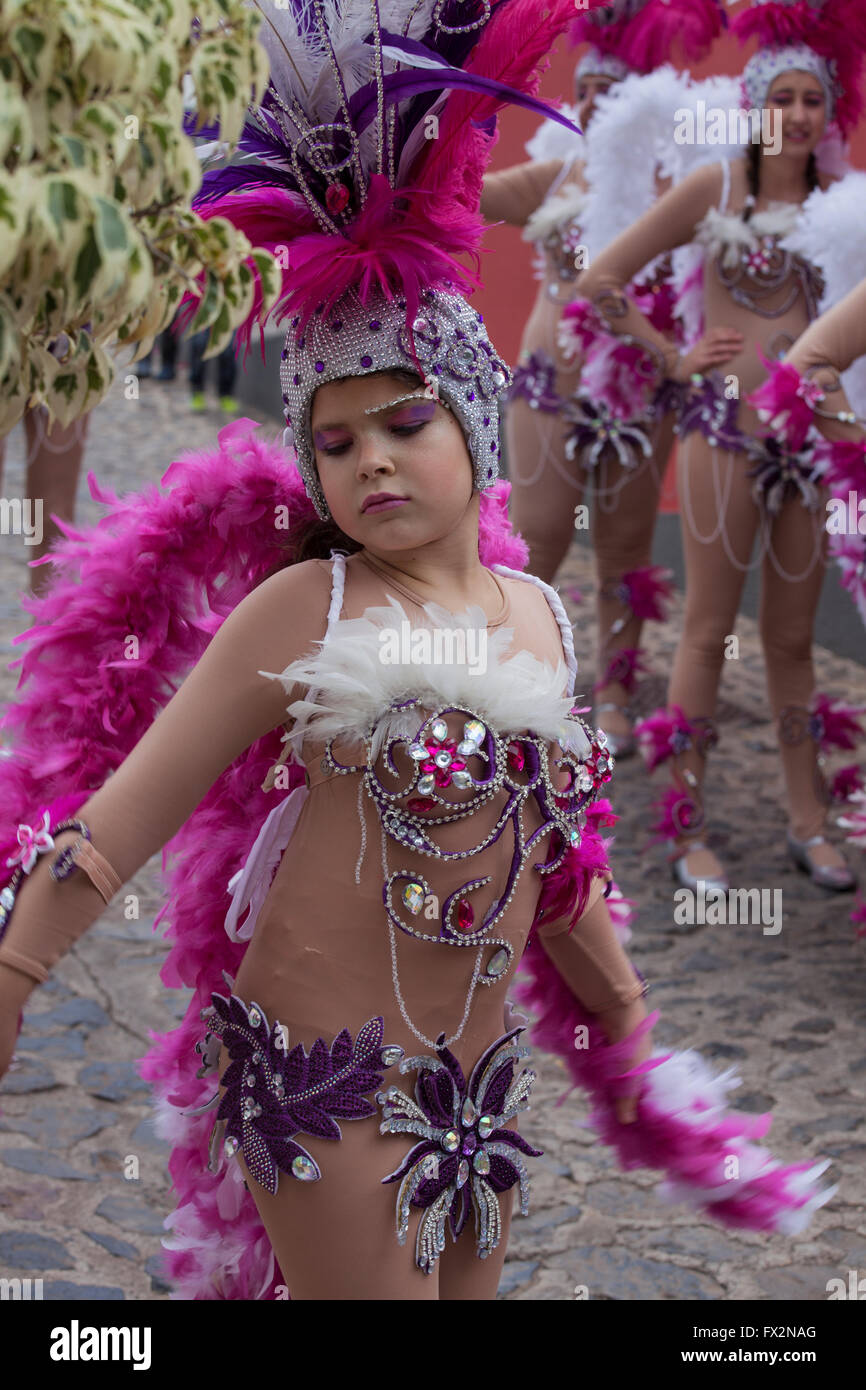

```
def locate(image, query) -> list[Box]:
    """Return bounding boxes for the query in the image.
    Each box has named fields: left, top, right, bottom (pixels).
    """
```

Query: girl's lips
left=363, top=497, right=409, bottom=514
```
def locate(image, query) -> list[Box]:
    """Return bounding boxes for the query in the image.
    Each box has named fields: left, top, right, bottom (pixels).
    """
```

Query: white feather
left=524, top=104, right=584, bottom=164
left=695, top=203, right=801, bottom=270
left=781, top=171, right=866, bottom=417
left=258, top=595, right=590, bottom=762
left=523, top=185, right=588, bottom=245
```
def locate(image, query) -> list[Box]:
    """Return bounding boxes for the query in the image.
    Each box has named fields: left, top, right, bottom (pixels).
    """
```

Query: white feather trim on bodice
left=523, top=184, right=587, bottom=245
left=694, top=203, right=802, bottom=270
left=259, top=596, right=591, bottom=764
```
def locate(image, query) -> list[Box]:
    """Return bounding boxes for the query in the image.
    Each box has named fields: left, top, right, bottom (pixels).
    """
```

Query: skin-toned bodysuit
left=0, top=543, right=643, bottom=1300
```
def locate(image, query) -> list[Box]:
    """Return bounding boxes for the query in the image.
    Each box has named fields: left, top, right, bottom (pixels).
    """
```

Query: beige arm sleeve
left=784, top=277, right=866, bottom=443
left=536, top=887, right=643, bottom=1014
left=480, top=158, right=565, bottom=226
left=0, top=559, right=332, bottom=994
left=575, top=161, right=724, bottom=373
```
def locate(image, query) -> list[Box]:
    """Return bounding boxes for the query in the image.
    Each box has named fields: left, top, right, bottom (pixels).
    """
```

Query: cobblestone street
left=0, top=371, right=864, bottom=1301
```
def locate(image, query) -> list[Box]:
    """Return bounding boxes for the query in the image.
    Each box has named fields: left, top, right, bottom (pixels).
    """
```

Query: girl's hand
left=673, top=327, right=745, bottom=382
left=597, top=995, right=654, bottom=1125
left=0, top=965, right=32, bottom=1085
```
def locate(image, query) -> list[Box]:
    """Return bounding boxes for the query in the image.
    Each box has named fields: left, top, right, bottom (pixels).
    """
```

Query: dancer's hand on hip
left=673, top=327, right=745, bottom=382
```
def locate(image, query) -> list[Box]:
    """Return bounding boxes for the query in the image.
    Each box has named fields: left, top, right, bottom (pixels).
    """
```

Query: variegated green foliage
left=0, top=0, right=281, bottom=432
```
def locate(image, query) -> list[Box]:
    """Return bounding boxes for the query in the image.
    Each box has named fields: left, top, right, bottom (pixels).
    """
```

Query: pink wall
left=476, top=20, right=866, bottom=365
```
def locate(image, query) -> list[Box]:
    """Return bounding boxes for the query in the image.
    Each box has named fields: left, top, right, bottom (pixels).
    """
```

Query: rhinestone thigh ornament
left=377, top=1025, right=543, bottom=1274
left=192, top=993, right=402, bottom=1194
left=321, top=700, right=613, bottom=1048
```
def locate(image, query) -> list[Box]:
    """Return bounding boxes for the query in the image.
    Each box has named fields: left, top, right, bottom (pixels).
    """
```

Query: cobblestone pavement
left=0, top=373, right=864, bottom=1301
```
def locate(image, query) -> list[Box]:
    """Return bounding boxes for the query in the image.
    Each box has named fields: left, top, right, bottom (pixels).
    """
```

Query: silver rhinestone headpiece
left=280, top=286, right=512, bottom=520
left=576, top=47, right=631, bottom=82
left=742, top=43, right=838, bottom=121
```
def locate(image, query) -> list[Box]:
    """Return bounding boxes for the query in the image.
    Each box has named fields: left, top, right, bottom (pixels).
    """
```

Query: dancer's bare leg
left=592, top=412, right=675, bottom=742
left=506, top=397, right=583, bottom=584
left=22, top=409, right=88, bottom=596
left=759, top=494, right=847, bottom=872
left=666, top=437, right=761, bottom=879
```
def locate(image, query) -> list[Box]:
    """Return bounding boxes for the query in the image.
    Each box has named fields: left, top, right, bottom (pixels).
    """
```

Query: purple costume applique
left=378, top=1026, right=543, bottom=1274
left=196, top=994, right=399, bottom=1194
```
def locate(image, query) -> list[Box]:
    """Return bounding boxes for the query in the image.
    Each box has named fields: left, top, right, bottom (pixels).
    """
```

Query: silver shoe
left=786, top=831, right=857, bottom=892
left=593, top=702, right=635, bottom=759
left=670, top=841, right=729, bottom=894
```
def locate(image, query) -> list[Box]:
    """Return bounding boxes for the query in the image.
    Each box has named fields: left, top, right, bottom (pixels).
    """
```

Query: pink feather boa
left=569, top=0, right=723, bottom=73
left=514, top=918, right=834, bottom=1234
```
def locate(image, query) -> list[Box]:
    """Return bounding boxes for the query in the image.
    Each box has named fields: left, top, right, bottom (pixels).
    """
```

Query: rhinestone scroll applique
left=377, top=1026, right=542, bottom=1274
left=195, top=994, right=401, bottom=1195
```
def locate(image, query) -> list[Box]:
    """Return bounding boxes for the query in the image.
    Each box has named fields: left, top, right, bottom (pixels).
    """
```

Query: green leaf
left=72, top=225, right=101, bottom=301
left=47, top=180, right=80, bottom=229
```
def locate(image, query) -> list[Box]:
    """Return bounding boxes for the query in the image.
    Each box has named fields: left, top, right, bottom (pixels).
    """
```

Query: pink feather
left=514, top=914, right=834, bottom=1234
left=634, top=704, right=694, bottom=772
left=830, top=764, right=865, bottom=802
left=828, top=532, right=866, bottom=629
left=621, top=565, right=674, bottom=622
left=815, top=438, right=866, bottom=496
left=647, top=783, right=703, bottom=846
left=749, top=359, right=827, bottom=452
left=594, top=647, right=646, bottom=695
left=812, top=692, right=865, bottom=753
left=579, top=338, right=659, bottom=420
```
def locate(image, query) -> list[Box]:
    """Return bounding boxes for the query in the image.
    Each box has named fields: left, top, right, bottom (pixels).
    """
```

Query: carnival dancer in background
left=481, top=1, right=726, bottom=757
left=569, top=0, right=866, bottom=893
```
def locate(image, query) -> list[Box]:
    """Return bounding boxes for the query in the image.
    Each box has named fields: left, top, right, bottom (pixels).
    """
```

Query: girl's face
left=574, top=73, right=616, bottom=131
left=765, top=70, right=827, bottom=156
left=311, top=372, right=477, bottom=551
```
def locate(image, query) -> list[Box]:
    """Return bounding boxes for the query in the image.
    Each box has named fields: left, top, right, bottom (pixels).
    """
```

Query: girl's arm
left=480, top=157, right=565, bottom=227
left=0, top=560, right=332, bottom=1008
left=573, top=161, right=727, bottom=376
left=783, top=278, right=866, bottom=443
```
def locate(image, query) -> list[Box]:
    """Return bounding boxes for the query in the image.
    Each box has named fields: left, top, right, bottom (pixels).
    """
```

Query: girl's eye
left=321, top=441, right=352, bottom=456
left=390, top=421, right=427, bottom=437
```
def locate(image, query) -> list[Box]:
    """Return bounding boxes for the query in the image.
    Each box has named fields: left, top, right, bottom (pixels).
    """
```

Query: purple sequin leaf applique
left=378, top=1027, right=542, bottom=1273
left=205, top=995, right=390, bottom=1194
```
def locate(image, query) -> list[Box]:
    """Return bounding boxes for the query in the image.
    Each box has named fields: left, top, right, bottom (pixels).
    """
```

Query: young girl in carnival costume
left=751, top=277, right=866, bottom=936
left=0, top=0, right=835, bottom=1300
left=480, top=1, right=726, bottom=760
left=569, top=0, right=866, bottom=895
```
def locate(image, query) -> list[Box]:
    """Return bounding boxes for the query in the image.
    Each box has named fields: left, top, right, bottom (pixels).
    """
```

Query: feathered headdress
left=571, top=0, right=726, bottom=80
left=730, top=0, right=866, bottom=136
left=189, top=0, right=612, bottom=519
